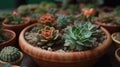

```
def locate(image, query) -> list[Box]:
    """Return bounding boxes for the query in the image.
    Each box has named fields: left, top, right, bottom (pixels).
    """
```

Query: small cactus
left=0, top=46, right=21, bottom=62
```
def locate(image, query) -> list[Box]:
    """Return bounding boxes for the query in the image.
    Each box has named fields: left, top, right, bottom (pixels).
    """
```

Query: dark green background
left=0, top=0, right=54, bottom=9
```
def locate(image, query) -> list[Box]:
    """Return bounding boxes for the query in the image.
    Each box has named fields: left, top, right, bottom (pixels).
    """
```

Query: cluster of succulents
left=0, top=46, right=21, bottom=62
left=2, top=13, right=23, bottom=25
left=25, top=11, right=106, bottom=52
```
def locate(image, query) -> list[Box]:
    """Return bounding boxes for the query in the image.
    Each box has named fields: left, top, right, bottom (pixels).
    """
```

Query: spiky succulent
left=63, top=22, right=104, bottom=51
left=0, top=46, right=21, bottom=62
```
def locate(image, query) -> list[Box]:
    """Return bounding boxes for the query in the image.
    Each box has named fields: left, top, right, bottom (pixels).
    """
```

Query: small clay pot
left=111, top=32, right=120, bottom=47
left=115, top=48, right=120, bottom=62
left=0, top=29, right=16, bottom=50
left=94, top=21, right=120, bottom=34
left=0, top=52, right=23, bottom=65
left=2, top=17, right=30, bottom=36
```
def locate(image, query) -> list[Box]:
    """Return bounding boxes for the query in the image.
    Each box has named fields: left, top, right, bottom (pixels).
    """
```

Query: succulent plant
left=63, top=22, right=104, bottom=51
left=25, top=24, right=60, bottom=49
left=39, top=13, right=56, bottom=26
left=0, top=46, right=21, bottom=62
left=2, top=13, right=23, bottom=25
left=56, top=14, right=73, bottom=28
left=77, top=13, right=95, bottom=22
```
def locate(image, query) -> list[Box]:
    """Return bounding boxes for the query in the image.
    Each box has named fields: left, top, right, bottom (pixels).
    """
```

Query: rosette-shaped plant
left=63, top=22, right=105, bottom=51
left=38, top=13, right=56, bottom=26
left=25, top=24, right=60, bottom=50
left=38, top=25, right=59, bottom=48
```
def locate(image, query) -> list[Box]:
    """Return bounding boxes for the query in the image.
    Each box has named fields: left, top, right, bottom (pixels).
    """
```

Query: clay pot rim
left=95, top=20, right=120, bottom=27
left=115, top=48, right=120, bottom=62
left=111, top=32, right=120, bottom=44
left=19, top=23, right=112, bottom=62
left=0, top=52, right=23, bottom=65
left=2, top=18, right=30, bottom=27
left=0, top=29, right=16, bottom=46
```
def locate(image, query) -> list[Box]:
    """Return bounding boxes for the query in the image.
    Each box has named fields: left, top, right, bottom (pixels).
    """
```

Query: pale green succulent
left=63, top=22, right=102, bottom=51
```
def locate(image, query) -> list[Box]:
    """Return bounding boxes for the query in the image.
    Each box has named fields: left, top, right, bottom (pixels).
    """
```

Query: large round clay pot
left=0, top=29, right=16, bottom=50
left=19, top=23, right=112, bottom=67
left=94, top=21, right=120, bottom=34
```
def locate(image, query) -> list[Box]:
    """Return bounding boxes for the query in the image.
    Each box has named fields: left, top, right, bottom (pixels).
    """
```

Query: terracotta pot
left=94, top=21, right=120, bottom=34
left=115, top=48, right=120, bottom=62
left=0, top=52, right=23, bottom=65
left=111, top=32, right=120, bottom=47
left=19, top=23, right=112, bottom=67
left=0, top=29, right=16, bottom=50
left=2, top=17, right=30, bottom=36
